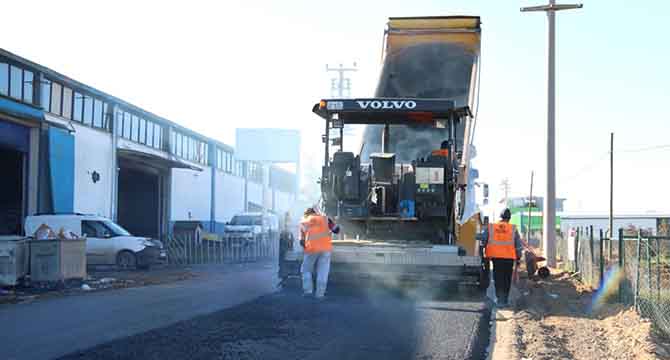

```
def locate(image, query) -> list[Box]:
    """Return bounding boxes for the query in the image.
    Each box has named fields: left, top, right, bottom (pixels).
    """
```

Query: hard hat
left=500, top=208, right=512, bottom=220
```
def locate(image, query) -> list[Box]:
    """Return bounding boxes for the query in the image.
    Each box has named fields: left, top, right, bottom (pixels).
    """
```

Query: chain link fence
left=626, top=234, right=670, bottom=336
left=560, top=226, right=670, bottom=337
left=165, top=232, right=279, bottom=266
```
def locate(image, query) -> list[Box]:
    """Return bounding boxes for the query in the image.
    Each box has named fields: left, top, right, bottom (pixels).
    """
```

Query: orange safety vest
left=300, top=215, right=332, bottom=253
left=431, top=149, right=449, bottom=157
left=485, top=222, right=517, bottom=259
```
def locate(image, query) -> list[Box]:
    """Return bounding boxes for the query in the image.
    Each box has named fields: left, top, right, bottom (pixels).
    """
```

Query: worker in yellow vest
left=300, top=207, right=340, bottom=299
left=482, top=208, right=522, bottom=307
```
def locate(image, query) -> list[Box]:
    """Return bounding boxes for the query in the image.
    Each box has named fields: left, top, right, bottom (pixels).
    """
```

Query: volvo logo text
left=356, top=100, right=417, bottom=110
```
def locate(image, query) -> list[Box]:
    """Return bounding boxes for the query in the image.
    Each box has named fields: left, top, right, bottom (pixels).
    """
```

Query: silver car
left=25, top=214, right=166, bottom=269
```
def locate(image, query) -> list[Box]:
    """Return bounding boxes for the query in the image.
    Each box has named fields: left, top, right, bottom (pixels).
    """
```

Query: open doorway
left=0, top=147, right=24, bottom=235
left=117, top=165, right=161, bottom=239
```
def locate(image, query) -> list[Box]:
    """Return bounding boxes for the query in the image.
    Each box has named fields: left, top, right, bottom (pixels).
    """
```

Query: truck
left=280, top=16, right=486, bottom=292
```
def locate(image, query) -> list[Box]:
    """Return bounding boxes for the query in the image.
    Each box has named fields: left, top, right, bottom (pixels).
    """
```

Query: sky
left=4, top=0, right=669, bottom=214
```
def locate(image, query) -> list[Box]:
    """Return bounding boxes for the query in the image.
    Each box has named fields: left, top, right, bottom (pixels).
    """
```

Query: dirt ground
left=510, top=268, right=669, bottom=360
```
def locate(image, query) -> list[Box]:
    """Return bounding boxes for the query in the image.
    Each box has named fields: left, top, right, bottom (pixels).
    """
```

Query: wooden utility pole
left=527, top=171, right=535, bottom=243
left=521, top=1, right=583, bottom=268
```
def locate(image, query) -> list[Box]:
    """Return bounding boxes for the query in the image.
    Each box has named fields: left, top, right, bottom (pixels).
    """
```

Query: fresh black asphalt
left=58, top=286, right=490, bottom=360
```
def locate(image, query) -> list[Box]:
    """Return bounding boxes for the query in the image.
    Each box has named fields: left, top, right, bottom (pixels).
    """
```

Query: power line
left=562, top=152, right=609, bottom=184
left=560, top=143, right=670, bottom=185
left=617, top=144, right=670, bottom=154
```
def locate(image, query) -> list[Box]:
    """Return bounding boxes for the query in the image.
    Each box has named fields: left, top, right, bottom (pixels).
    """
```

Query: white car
left=223, top=212, right=279, bottom=239
left=25, top=214, right=166, bottom=269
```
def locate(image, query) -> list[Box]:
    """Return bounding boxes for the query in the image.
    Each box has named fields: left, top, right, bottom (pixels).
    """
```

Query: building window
left=130, top=115, right=139, bottom=142
left=147, top=121, right=155, bottom=147
left=9, top=65, right=22, bottom=100
left=201, top=143, right=208, bottom=164
left=73, top=92, right=84, bottom=122
left=103, top=103, right=109, bottom=129
left=41, top=79, right=51, bottom=111
left=123, top=112, right=131, bottom=138
left=234, top=160, right=245, bottom=178
left=115, top=110, right=123, bottom=134
left=50, top=82, right=62, bottom=115
left=183, top=136, right=189, bottom=159
left=170, top=130, right=208, bottom=165
left=0, top=62, right=35, bottom=104
left=138, top=118, right=145, bottom=144
left=83, top=95, right=93, bottom=125
left=23, top=70, right=33, bottom=103
left=93, top=99, right=103, bottom=128
left=115, top=111, right=164, bottom=149
left=0, top=63, right=8, bottom=95
left=153, top=123, right=162, bottom=149
left=61, top=86, right=73, bottom=119
left=175, top=133, right=182, bottom=157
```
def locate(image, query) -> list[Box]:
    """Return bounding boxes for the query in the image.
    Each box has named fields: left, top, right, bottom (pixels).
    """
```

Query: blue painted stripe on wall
left=48, top=127, right=74, bottom=213
left=0, top=97, right=44, bottom=122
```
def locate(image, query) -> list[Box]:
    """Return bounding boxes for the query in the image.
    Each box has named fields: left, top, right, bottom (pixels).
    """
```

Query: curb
left=487, top=307, right=519, bottom=360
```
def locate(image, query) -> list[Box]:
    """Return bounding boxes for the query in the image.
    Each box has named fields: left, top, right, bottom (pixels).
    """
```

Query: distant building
left=506, top=196, right=566, bottom=212
left=560, top=214, right=670, bottom=238
left=0, top=48, right=297, bottom=238
left=504, top=196, right=566, bottom=237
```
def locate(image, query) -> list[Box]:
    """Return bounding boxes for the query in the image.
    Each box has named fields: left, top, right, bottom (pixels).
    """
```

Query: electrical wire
left=617, top=144, right=670, bottom=154
left=558, top=143, right=670, bottom=185
left=562, top=152, right=609, bottom=184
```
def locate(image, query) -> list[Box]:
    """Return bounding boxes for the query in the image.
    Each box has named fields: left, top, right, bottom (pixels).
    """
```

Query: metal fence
left=560, top=227, right=670, bottom=336
left=165, top=233, right=279, bottom=266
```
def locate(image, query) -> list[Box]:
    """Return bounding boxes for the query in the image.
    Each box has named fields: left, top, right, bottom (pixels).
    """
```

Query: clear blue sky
left=4, top=0, right=669, bottom=213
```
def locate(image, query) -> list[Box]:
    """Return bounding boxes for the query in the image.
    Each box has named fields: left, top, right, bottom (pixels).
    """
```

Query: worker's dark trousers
left=492, top=258, right=515, bottom=303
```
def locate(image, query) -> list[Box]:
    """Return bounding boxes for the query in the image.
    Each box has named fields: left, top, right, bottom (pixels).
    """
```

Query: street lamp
left=521, top=1, right=582, bottom=267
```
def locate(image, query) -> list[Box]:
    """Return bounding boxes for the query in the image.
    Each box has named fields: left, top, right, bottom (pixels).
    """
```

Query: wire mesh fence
left=627, top=234, right=670, bottom=336
left=560, top=226, right=670, bottom=337
left=165, top=232, right=279, bottom=266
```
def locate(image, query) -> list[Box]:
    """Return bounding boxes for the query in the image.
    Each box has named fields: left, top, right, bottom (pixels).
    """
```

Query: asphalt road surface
left=59, top=286, right=490, bottom=360
left=0, top=263, right=279, bottom=360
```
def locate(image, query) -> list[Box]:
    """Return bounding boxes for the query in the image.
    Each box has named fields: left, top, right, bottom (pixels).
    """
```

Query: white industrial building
left=560, top=214, right=670, bottom=238
left=0, top=48, right=297, bottom=240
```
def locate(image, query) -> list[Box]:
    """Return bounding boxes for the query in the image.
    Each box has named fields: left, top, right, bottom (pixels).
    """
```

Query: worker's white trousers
left=301, top=251, right=331, bottom=297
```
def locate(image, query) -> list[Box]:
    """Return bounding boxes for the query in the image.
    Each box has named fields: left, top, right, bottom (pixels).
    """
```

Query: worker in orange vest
left=431, top=140, right=450, bottom=158
left=300, top=207, right=340, bottom=299
left=481, top=208, right=522, bottom=307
